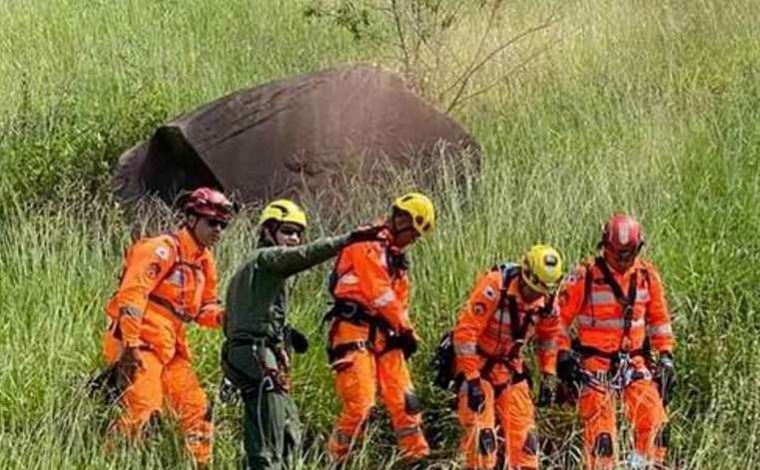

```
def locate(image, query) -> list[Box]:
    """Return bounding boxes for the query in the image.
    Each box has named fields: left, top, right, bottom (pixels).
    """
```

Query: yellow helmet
left=521, top=244, right=563, bottom=294
left=392, top=192, right=436, bottom=236
left=258, top=199, right=307, bottom=228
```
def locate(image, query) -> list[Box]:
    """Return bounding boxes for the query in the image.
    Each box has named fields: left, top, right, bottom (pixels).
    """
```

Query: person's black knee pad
left=478, top=428, right=496, bottom=455
left=592, top=432, right=613, bottom=457
left=655, top=423, right=670, bottom=448
left=404, top=389, right=422, bottom=415
left=522, top=431, right=538, bottom=455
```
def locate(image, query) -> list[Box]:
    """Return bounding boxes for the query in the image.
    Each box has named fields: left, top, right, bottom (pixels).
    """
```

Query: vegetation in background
left=1, top=0, right=759, bottom=468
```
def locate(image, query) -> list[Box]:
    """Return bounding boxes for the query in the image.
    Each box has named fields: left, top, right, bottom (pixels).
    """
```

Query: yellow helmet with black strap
left=521, top=244, right=563, bottom=294
left=258, top=199, right=307, bottom=228
left=392, top=192, right=435, bottom=236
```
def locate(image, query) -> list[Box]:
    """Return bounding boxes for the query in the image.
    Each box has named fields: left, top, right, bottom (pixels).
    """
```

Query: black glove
left=285, top=326, right=309, bottom=354
left=348, top=225, right=386, bottom=244
left=554, top=380, right=579, bottom=406
left=398, top=328, right=419, bottom=359
left=467, top=377, right=486, bottom=413
left=557, top=350, right=581, bottom=386
left=117, top=347, right=142, bottom=383
left=657, top=352, right=676, bottom=406
left=113, top=347, right=143, bottom=395
left=86, top=363, right=124, bottom=405
left=536, top=373, right=557, bottom=408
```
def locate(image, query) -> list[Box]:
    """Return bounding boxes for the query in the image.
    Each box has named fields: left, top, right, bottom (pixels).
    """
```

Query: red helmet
left=184, top=187, right=235, bottom=221
left=601, top=213, right=644, bottom=261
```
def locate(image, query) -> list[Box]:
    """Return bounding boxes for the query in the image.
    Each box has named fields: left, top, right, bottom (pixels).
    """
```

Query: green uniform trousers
left=242, top=386, right=302, bottom=470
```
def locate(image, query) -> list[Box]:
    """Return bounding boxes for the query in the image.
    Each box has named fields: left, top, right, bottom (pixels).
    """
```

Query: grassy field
left=2, top=0, right=760, bottom=468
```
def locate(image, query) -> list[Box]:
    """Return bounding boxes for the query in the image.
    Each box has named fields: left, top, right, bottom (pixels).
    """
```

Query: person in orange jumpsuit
left=556, top=214, right=676, bottom=470
left=102, top=187, right=235, bottom=467
left=452, top=245, right=564, bottom=470
left=325, top=192, right=435, bottom=463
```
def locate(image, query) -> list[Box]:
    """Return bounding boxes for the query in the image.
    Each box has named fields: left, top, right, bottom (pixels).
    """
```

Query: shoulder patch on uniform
left=146, top=262, right=161, bottom=280
left=155, top=245, right=171, bottom=260
left=473, top=302, right=486, bottom=316
left=483, top=286, right=497, bottom=300
left=564, top=266, right=584, bottom=284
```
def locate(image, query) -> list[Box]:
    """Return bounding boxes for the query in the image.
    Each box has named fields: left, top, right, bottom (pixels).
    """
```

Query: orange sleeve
left=453, top=273, right=501, bottom=381
left=347, top=242, right=408, bottom=331
left=116, top=239, right=176, bottom=347
left=534, top=301, right=562, bottom=375
left=196, top=253, right=224, bottom=329
left=644, top=263, right=675, bottom=353
left=556, top=263, right=588, bottom=351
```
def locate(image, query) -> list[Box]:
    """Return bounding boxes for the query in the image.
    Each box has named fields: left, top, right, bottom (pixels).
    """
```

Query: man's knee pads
left=592, top=432, right=614, bottom=457
left=478, top=428, right=496, bottom=455
left=522, top=431, right=538, bottom=455
left=404, top=390, right=422, bottom=415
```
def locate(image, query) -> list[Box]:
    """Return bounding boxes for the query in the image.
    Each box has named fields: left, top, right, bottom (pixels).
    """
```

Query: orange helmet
left=184, top=187, right=235, bottom=221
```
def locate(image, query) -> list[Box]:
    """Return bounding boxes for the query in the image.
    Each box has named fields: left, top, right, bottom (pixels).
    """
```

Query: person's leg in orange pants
left=163, top=356, right=214, bottom=465
left=111, top=350, right=164, bottom=440
left=623, top=379, right=667, bottom=467
left=457, top=379, right=497, bottom=470
left=377, top=348, right=429, bottom=459
left=578, top=385, right=617, bottom=470
left=328, top=350, right=377, bottom=461
left=495, top=380, right=538, bottom=469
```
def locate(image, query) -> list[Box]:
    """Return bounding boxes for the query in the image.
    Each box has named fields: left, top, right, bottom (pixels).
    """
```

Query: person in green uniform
left=221, top=199, right=382, bottom=469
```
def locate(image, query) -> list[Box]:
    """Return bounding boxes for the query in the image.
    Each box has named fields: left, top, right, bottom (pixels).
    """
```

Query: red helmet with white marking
left=184, top=187, right=235, bottom=221
left=601, top=213, right=644, bottom=265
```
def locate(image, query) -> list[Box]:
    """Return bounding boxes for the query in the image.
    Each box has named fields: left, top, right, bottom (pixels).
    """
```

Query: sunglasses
left=278, top=226, right=303, bottom=237
left=206, top=219, right=229, bottom=230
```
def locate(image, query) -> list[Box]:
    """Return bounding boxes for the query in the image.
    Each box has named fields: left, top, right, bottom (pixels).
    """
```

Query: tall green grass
left=2, top=0, right=760, bottom=468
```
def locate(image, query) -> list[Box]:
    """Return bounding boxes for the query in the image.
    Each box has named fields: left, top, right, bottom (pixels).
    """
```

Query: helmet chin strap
left=186, top=216, right=208, bottom=247
left=260, top=222, right=282, bottom=247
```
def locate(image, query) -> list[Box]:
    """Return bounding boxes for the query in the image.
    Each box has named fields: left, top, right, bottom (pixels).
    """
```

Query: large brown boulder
left=112, top=64, right=481, bottom=205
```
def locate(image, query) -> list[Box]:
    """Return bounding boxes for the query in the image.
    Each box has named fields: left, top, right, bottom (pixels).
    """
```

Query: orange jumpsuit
left=103, top=227, right=223, bottom=465
left=453, top=266, right=560, bottom=470
left=326, top=231, right=429, bottom=461
left=557, top=257, right=675, bottom=470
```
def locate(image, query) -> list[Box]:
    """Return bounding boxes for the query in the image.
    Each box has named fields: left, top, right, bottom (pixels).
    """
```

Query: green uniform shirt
left=224, top=234, right=349, bottom=345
